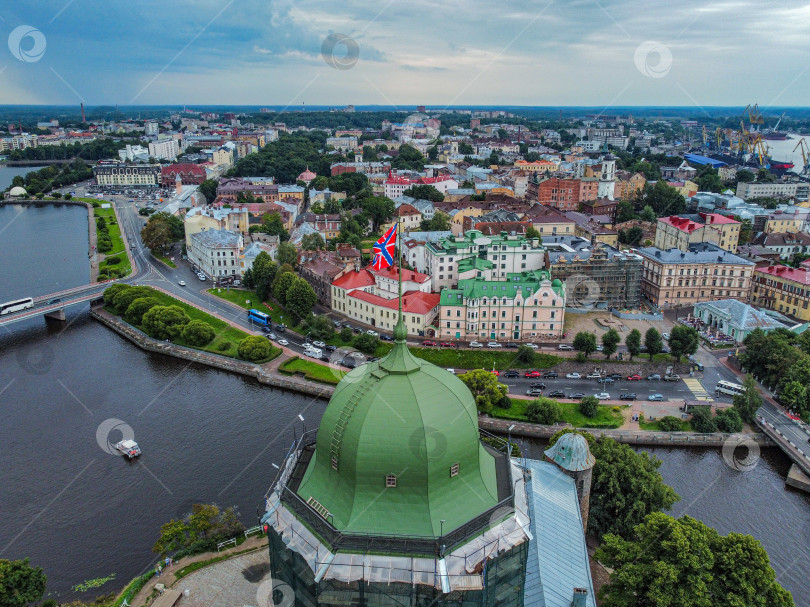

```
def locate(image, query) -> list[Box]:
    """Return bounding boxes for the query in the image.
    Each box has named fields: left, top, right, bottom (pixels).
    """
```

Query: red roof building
left=161, top=163, right=207, bottom=186
left=752, top=264, right=810, bottom=321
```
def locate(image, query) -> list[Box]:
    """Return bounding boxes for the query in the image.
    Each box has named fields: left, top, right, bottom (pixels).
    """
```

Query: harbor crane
left=793, top=138, right=809, bottom=174
left=743, top=103, right=765, bottom=125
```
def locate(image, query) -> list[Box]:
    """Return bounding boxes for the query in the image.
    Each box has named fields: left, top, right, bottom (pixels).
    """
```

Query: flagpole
left=397, top=217, right=403, bottom=318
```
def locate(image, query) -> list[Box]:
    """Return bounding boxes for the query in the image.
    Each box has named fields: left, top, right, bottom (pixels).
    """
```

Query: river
left=0, top=205, right=808, bottom=605
left=0, top=165, right=41, bottom=190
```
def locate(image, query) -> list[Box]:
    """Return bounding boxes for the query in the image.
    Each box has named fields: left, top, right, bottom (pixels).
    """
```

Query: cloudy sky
left=2, top=0, right=810, bottom=108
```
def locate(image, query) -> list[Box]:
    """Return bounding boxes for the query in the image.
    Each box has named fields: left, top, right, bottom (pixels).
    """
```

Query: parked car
left=594, top=392, right=610, bottom=400
left=558, top=344, right=574, bottom=350
left=490, top=369, right=500, bottom=376
left=266, top=332, right=277, bottom=340
left=524, top=343, right=539, bottom=349
left=530, top=382, right=546, bottom=390
left=548, top=390, right=567, bottom=398
left=663, top=332, right=671, bottom=341
left=276, top=324, right=287, bottom=332
left=566, top=372, right=582, bottom=379
left=422, top=340, right=437, bottom=347
left=647, top=373, right=661, bottom=381
left=469, top=341, right=483, bottom=348
left=585, top=372, right=601, bottom=380
left=568, top=392, right=585, bottom=399
left=503, top=370, right=520, bottom=378
left=350, top=351, right=365, bottom=359
left=487, top=342, right=502, bottom=348
left=312, top=340, right=326, bottom=349
left=619, top=393, right=637, bottom=401
left=333, top=320, right=343, bottom=328
left=343, top=358, right=357, bottom=369
left=353, top=327, right=363, bottom=334
left=197, top=274, right=206, bottom=281
left=525, top=370, right=541, bottom=378
left=441, top=342, right=457, bottom=348
left=526, top=388, right=544, bottom=397
left=380, top=334, right=394, bottom=342
left=261, top=326, right=272, bottom=333
left=366, top=330, right=378, bottom=337
left=595, top=344, right=604, bottom=352
left=445, top=368, right=456, bottom=374
left=663, top=374, right=681, bottom=382
left=648, top=394, right=665, bottom=401
left=627, top=374, right=642, bottom=381
left=320, top=355, right=331, bottom=362
left=543, top=371, right=559, bottom=379
left=325, top=345, right=337, bottom=352
left=178, top=280, right=186, bottom=286
left=608, top=373, right=623, bottom=380
left=598, top=377, right=615, bottom=384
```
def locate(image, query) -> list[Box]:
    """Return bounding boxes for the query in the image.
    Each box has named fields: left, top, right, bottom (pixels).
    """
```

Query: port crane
left=793, top=138, right=809, bottom=174
left=743, top=103, right=765, bottom=125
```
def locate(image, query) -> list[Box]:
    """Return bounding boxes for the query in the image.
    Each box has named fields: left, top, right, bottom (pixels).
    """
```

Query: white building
left=145, top=121, right=159, bottom=136
left=188, top=229, right=243, bottom=279
left=148, top=139, right=180, bottom=161
left=118, top=144, right=149, bottom=162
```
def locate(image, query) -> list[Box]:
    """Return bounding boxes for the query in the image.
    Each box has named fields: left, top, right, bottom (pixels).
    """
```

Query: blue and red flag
left=372, top=223, right=397, bottom=271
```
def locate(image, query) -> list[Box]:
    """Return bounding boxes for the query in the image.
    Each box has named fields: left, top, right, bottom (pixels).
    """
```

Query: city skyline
left=3, top=0, right=810, bottom=106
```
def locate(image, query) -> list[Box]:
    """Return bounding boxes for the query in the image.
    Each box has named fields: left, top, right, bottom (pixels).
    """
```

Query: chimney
left=572, top=588, right=588, bottom=607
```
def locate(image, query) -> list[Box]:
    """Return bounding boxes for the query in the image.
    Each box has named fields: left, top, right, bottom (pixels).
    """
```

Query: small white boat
left=116, top=439, right=141, bottom=459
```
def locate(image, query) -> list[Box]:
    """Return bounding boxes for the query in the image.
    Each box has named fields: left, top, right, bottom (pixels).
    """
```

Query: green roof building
left=262, top=314, right=596, bottom=606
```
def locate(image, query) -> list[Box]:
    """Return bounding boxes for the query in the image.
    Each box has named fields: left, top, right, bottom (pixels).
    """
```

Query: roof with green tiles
left=439, top=270, right=563, bottom=306
left=296, top=319, right=499, bottom=537
left=426, top=229, right=543, bottom=255
left=456, top=255, right=494, bottom=273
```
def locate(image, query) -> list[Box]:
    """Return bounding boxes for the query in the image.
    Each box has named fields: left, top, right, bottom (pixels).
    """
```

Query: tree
left=182, top=320, right=215, bottom=346
left=0, top=558, right=47, bottom=607
left=459, top=369, right=508, bottom=414
left=403, top=184, right=444, bottom=202
left=618, top=226, right=644, bottom=247
left=353, top=333, right=380, bottom=354
left=250, top=252, right=277, bottom=301
left=525, top=225, right=541, bottom=240
left=668, top=325, right=699, bottom=362
left=273, top=271, right=296, bottom=306
left=276, top=241, right=299, bottom=267
left=573, top=331, right=597, bottom=358
left=515, top=345, right=535, bottom=364
left=260, top=212, right=289, bottom=241
left=615, top=200, right=636, bottom=223
left=778, top=380, right=808, bottom=417
left=579, top=395, right=599, bottom=418
left=420, top=210, right=451, bottom=232
left=733, top=374, right=763, bottom=423
left=286, top=277, right=318, bottom=323
left=141, top=305, right=191, bottom=340
left=103, top=283, right=130, bottom=306
left=301, top=315, right=335, bottom=341
left=658, top=416, right=684, bottom=431
left=602, top=329, right=620, bottom=359
left=625, top=329, right=642, bottom=360
left=391, top=144, right=425, bottom=170
left=735, top=168, right=755, bottom=184
left=715, top=408, right=744, bottom=433
left=301, top=233, right=326, bottom=251
left=198, top=178, right=218, bottom=203
left=638, top=205, right=657, bottom=223
left=237, top=335, right=271, bottom=361
left=361, top=196, right=396, bottom=231
left=141, top=217, right=173, bottom=253
left=644, top=327, right=662, bottom=360
left=691, top=406, right=717, bottom=432
left=112, top=286, right=153, bottom=315
left=642, top=180, right=686, bottom=217
left=339, top=326, right=353, bottom=342
left=596, top=513, right=794, bottom=607
left=124, top=296, right=160, bottom=325
left=148, top=212, right=184, bottom=241
left=526, top=398, right=562, bottom=424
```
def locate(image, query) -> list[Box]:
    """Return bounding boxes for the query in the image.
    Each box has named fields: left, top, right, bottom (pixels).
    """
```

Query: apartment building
left=93, top=163, right=161, bottom=187
left=654, top=213, right=741, bottom=253
left=188, top=229, right=243, bottom=279
left=437, top=270, right=566, bottom=341
left=148, top=139, right=180, bottom=161
left=531, top=177, right=599, bottom=211
left=751, top=264, right=810, bottom=321
left=637, top=243, right=755, bottom=308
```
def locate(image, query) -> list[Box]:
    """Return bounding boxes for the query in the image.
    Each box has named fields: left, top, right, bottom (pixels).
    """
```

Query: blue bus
left=247, top=309, right=271, bottom=326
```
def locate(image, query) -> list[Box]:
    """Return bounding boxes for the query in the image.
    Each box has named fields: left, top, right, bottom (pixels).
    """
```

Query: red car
left=627, top=374, right=642, bottom=381
left=422, top=340, right=437, bottom=347
left=441, top=342, right=457, bottom=348
left=525, top=370, right=541, bottom=378
left=490, top=369, right=500, bottom=376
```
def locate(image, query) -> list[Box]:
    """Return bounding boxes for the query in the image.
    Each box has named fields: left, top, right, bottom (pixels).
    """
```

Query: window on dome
left=331, top=456, right=339, bottom=470
left=386, top=474, right=397, bottom=488
left=450, top=463, right=460, bottom=477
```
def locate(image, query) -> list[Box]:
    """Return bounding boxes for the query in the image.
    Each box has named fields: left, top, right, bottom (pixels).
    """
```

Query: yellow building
left=184, top=208, right=249, bottom=248
left=655, top=213, right=740, bottom=253
left=751, top=264, right=810, bottom=321
left=764, top=212, right=806, bottom=234
left=513, top=159, right=560, bottom=173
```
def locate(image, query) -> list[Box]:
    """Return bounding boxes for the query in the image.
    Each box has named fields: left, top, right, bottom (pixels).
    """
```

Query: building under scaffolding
left=544, top=235, right=643, bottom=309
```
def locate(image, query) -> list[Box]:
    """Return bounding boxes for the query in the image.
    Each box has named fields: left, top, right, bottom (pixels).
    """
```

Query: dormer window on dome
left=386, top=474, right=397, bottom=488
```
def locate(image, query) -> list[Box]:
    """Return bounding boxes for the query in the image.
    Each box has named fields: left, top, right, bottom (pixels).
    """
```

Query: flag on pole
left=371, top=223, right=397, bottom=271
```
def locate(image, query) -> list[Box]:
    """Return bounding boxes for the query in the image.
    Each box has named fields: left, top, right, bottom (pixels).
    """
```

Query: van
left=305, top=347, right=322, bottom=359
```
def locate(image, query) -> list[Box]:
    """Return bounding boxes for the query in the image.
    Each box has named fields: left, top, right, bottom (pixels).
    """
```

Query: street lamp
left=508, top=424, right=515, bottom=458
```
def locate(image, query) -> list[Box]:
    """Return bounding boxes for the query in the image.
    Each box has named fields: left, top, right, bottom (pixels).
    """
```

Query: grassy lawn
left=207, top=288, right=301, bottom=332
left=93, top=205, right=132, bottom=278
left=112, top=287, right=281, bottom=361
left=639, top=418, right=693, bottom=431
left=153, top=251, right=178, bottom=268
left=490, top=398, right=625, bottom=429
left=279, top=356, right=346, bottom=385
left=411, top=348, right=561, bottom=370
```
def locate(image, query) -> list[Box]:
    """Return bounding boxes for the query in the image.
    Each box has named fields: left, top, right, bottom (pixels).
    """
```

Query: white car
left=312, top=340, right=326, bottom=348
left=277, top=338, right=289, bottom=346
left=197, top=274, right=206, bottom=281
left=178, top=280, right=186, bottom=286
left=469, top=341, right=483, bottom=348
left=487, top=342, right=502, bottom=348
left=663, top=332, right=671, bottom=341
left=586, top=372, right=602, bottom=380
left=350, top=351, right=365, bottom=359
left=594, top=392, right=610, bottom=400
left=566, top=372, right=582, bottom=379
left=524, top=343, right=539, bottom=349
left=366, top=329, right=378, bottom=337
left=558, top=344, right=574, bottom=350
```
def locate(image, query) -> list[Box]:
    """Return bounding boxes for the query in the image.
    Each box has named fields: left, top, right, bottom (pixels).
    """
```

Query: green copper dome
left=296, top=323, right=499, bottom=538
left=544, top=433, right=595, bottom=472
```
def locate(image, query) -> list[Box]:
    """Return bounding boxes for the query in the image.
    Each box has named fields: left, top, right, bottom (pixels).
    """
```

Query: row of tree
left=10, top=159, right=93, bottom=194
left=241, top=251, right=317, bottom=325
left=572, top=325, right=699, bottom=362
